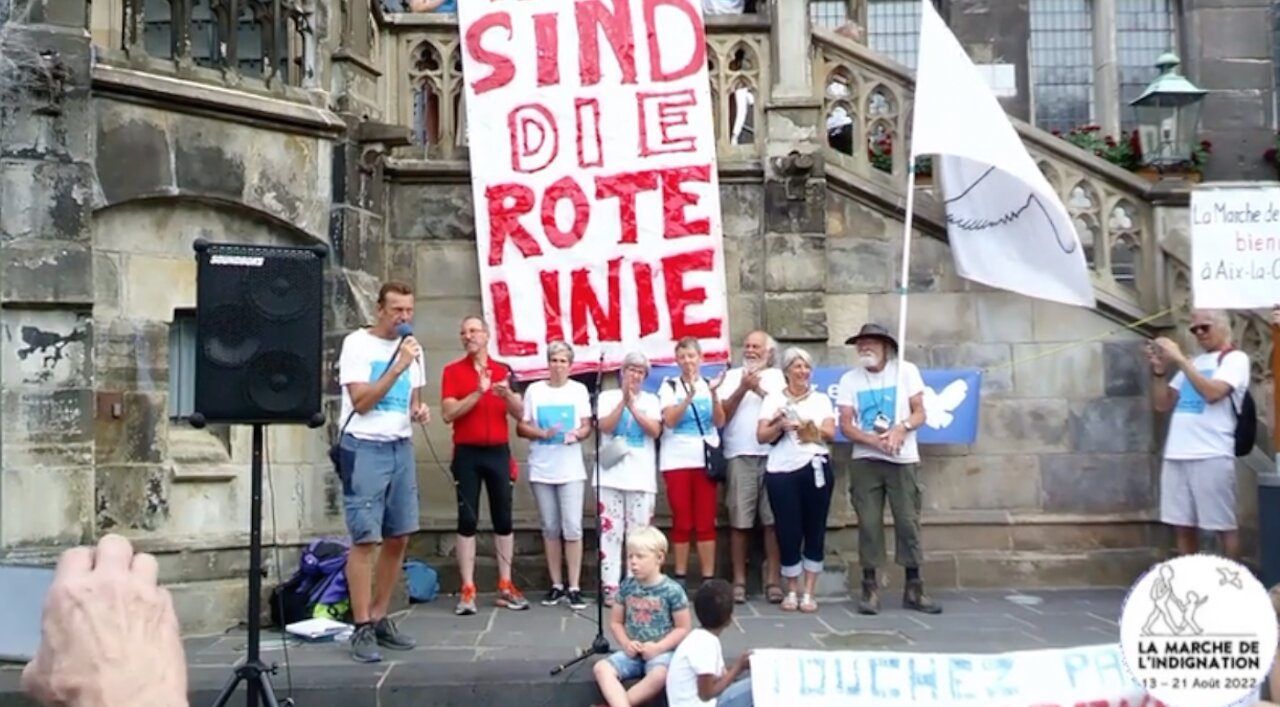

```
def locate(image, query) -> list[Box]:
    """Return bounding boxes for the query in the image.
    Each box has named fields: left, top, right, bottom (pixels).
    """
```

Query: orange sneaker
left=455, top=584, right=477, bottom=616
left=496, top=580, right=530, bottom=610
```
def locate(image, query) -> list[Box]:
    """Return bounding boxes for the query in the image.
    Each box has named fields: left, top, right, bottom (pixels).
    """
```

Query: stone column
left=1091, top=0, right=1120, bottom=136
left=763, top=0, right=828, bottom=348
left=1182, top=0, right=1276, bottom=180
left=0, top=0, right=97, bottom=548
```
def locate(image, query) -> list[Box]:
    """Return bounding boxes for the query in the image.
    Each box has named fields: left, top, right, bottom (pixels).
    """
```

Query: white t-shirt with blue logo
left=835, top=359, right=926, bottom=464
left=657, top=377, right=720, bottom=472
left=595, top=388, right=661, bottom=494
left=1165, top=350, right=1250, bottom=460
left=522, top=380, right=591, bottom=485
left=337, top=328, right=425, bottom=442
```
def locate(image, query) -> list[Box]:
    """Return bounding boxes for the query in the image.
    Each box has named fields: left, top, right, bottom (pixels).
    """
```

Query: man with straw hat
left=836, top=323, right=942, bottom=616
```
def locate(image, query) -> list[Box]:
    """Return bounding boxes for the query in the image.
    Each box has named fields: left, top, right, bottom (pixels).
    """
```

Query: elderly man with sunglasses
left=1147, top=309, right=1251, bottom=560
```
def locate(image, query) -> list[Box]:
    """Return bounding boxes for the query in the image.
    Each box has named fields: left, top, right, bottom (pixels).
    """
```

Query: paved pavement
left=0, top=587, right=1129, bottom=707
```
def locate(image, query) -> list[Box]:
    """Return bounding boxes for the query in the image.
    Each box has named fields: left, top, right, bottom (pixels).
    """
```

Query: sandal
left=732, top=583, right=747, bottom=604
left=781, top=592, right=799, bottom=611
left=799, top=594, right=818, bottom=613
left=765, top=584, right=785, bottom=604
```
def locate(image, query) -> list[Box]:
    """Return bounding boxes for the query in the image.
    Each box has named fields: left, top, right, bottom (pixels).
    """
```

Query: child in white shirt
left=665, top=579, right=753, bottom=707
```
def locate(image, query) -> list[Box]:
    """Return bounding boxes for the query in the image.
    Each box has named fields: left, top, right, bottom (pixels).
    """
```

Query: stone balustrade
left=814, top=27, right=1158, bottom=318
left=373, top=12, right=771, bottom=164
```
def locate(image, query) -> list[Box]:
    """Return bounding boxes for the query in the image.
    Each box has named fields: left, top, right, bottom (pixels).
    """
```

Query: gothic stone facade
left=0, top=0, right=1272, bottom=633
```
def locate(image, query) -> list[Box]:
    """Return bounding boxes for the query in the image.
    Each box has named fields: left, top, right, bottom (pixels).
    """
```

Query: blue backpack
left=269, top=538, right=351, bottom=627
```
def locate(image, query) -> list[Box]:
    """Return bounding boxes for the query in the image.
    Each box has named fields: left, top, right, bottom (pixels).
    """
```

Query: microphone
left=395, top=322, right=426, bottom=371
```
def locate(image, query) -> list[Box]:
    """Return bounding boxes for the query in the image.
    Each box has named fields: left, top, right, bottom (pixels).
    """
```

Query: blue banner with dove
left=639, top=366, right=982, bottom=445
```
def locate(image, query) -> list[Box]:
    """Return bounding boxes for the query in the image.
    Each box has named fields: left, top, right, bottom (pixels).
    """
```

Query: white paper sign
left=1190, top=185, right=1280, bottom=309
left=455, top=0, right=731, bottom=380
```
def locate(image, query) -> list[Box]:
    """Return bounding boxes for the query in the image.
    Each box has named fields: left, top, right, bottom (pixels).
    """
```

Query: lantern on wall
left=1129, top=52, right=1207, bottom=169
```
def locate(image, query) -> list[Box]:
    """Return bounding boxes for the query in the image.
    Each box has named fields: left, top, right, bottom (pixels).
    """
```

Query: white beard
left=858, top=353, right=880, bottom=368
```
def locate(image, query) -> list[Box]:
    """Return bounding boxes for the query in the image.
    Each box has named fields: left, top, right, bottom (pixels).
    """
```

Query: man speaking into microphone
left=335, top=281, right=431, bottom=663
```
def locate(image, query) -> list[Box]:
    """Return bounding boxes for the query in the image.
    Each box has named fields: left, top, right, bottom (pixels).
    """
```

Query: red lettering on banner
left=596, top=170, right=660, bottom=244
left=539, top=269, right=565, bottom=343
left=632, top=260, right=659, bottom=337
left=488, top=167, right=712, bottom=263
left=491, top=280, right=538, bottom=356
left=541, top=176, right=590, bottom=249
left=508, top=104, right=559, bottom=174
left=637, top=89, right=698, bottom=157
left=532, top=13, right=559, bottom=86
left=491, top=254, right=713, bottom=349
left=661, top=248, right=722, bottom=339
left=485, top=183, right=544, bottom=266
left=575, top=98, right=603, bottom=168
left=642, top=0, right=705, bottom=82
left=569, top=258, right=622, bottom=345
left=575, top=0, right=637, bottom=86
left=464, top=0, right=704, bottom=90
left=661, top=165, right=711, bottom=237
left=464, top=12, right=515, bottom=95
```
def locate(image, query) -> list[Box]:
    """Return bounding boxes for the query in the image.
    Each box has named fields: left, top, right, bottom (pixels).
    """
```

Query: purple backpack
left=269, top=538, right=351, bottom=626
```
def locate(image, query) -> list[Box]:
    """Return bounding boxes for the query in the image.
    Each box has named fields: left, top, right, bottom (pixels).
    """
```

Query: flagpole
left=894, top=165, right=918, bottom=424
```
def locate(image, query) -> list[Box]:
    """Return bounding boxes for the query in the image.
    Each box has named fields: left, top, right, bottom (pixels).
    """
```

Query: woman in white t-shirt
left=595, top=351, right=663, bottom=606
left=516, top=341, right=592, bottom=610
left=755, top=347, right=836, bottom=614
left=659, top=337, right=727, bottom=583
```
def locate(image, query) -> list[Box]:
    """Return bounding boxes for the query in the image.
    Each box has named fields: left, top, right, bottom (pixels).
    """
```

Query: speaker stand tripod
left=551, top=357, right=611, bottom=675
left=204, top=422, right=282, bottom=707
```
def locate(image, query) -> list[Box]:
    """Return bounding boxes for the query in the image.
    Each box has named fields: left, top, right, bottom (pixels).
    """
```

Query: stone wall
left=1, top=2, right=97, bottom=552
left=1184, top=0, right=1277, bottom=181
left=88, top=97, right=349, bottom=629
left=381, top=165, right=1179, bottom=592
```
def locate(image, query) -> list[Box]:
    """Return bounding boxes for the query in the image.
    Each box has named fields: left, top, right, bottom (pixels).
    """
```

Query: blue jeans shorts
left=338, top=434, right=419, bottom=544
left=605, top=649, right=673, bottom=681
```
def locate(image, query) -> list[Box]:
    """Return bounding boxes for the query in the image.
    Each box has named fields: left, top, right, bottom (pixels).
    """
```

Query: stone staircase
left=811, top=26, right=1275, bottom=441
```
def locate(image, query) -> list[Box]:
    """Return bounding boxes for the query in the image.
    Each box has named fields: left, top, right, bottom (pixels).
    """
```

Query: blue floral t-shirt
left=618, top=575, right=688, bottom=643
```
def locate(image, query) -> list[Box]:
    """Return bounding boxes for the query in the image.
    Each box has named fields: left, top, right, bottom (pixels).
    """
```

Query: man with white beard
left=718, top=330, right=786, bottom=604
left=836, top=323, right=942, bottom=616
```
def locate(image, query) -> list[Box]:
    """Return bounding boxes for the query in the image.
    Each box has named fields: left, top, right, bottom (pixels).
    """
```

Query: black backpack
left=1220, top=349, right=1256, bottom=457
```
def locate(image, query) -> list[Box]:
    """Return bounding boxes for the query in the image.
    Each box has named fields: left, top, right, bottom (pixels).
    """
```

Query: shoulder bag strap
left=1217, top=346, right=1242, bottom=415
left=682, top=379, right=709, bottom=437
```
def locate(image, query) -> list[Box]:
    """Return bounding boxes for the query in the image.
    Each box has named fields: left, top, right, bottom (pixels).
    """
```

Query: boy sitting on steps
left=665, top=579, right=754, bottom=707
left=593, top=526, right=692, bottom=707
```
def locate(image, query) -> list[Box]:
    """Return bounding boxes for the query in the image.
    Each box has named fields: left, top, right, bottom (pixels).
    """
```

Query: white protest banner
left=1190, top=184, right=1280, bottom=309
left=750, top=644, right=1168, bottom=707
left=457, top=0, right=730, bottom=379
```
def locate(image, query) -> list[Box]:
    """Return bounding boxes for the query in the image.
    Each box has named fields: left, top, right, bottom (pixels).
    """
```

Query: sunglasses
left=1190, top=324, right=1210, bottom=335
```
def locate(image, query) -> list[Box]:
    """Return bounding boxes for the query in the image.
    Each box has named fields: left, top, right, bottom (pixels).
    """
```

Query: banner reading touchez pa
left=457, top=0, right=731, bottom=379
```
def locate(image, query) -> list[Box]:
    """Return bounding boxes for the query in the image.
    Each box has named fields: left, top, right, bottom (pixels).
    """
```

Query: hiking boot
left=567, top=588, right=588, bottom=610
left=374, top=616, right=416, bottom=651
left=496, top=580, right=530, bottom=610
left=857, top=580, right=881, bottom=615
left=455, top=584, right=477, bottom=616
left=542, top=585, right=566, bottom=607
left=903, top=579, right=943, bottom=614
left=349, top=623, right=382, bottom=663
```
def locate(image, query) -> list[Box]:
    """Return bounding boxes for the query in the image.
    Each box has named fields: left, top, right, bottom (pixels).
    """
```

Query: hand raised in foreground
left=22, top=534, right=188, bottom=707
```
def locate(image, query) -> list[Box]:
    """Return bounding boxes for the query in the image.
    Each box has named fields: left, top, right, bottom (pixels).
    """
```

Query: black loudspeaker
left=190, top=239, right=329, bottom=428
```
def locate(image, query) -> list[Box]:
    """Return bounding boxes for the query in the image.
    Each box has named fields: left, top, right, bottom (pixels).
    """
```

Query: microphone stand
left=551, top=351, right=611, bottom=675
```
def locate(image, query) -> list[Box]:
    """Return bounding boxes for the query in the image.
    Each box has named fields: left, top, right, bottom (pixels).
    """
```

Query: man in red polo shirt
left=440, top=315, right=529, bottom=614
